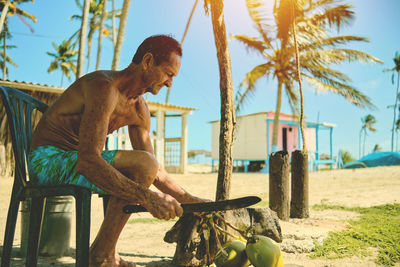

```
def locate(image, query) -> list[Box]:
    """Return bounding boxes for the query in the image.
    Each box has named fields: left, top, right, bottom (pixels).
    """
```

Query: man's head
left=133, top=35, right=182, bottom=95
left=132, top=35, right=182, bottom=66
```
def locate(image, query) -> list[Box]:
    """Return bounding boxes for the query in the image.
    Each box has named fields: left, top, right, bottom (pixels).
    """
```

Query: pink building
left=211, top=111, right=336, bottom=172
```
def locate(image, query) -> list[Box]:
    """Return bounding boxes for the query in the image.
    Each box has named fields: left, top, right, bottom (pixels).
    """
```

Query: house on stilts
left=210, top=111, right=337, bottom=172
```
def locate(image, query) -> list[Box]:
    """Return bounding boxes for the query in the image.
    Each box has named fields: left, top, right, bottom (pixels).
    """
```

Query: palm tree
left=95, top=0, right=107, bottom=70
left=372, top=144, right=382, bottom=152
left=0, top=41, right=18, bottom=79
left=204, top=0, right=236, bottom=201
left=359, top=114, right=376, bottom=158
left=111, top=0, right=130, bottom=70
left=0, top=0, right=36, bottom=34
left=76, top=0, right=91, bottom=78
left=232, top=0, right=382, bottom=153
left=47, top=40, right=78, bottom=86
left=0, top=21, right=18, bottom=79
left=384, top=52, right=400, bottom=152
left=0, top=0, right=36, bottom=79
left=395, top=119, right=400, bottom=151
left=71, top=0, right=118, bottom=72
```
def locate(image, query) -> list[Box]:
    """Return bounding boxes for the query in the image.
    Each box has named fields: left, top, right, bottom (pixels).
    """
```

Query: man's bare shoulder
left=79, top=70, right=119, bottom=96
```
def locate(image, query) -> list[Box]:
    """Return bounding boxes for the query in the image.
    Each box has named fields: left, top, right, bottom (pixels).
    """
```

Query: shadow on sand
left=0, top=246, right=176, bottom=266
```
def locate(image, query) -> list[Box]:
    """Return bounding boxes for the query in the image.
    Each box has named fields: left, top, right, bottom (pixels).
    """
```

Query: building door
left=282, top=127, right=287, bottom=151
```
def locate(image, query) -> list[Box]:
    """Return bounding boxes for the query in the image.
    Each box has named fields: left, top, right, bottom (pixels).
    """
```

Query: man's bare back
left=31, top=70, right=149, bottom=151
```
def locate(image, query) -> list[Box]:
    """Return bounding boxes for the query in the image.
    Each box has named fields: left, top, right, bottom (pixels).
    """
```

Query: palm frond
left=236, top=63, right=273, bottom=112
left=245, top=0, right=274, bottom=49
left=300, top=35, right=368, bottom=50
left=230, top=34, right=266, bottom=56
left=311, top=4, right=354, bottom=31
left=304, top=74, right=375, bottom=108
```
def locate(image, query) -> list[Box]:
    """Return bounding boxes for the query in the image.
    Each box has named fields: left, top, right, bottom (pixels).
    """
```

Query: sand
left=0, top=165, right=399, bottom=266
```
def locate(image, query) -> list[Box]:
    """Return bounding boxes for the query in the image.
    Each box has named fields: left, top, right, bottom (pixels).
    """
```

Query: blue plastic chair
left=0, top=86, right=109, bottom=267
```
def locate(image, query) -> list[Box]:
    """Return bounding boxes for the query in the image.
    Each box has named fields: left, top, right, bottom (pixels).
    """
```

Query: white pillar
left=155, top=110, right=165, bottom=165
left=180, top=114, right=188, bottom=174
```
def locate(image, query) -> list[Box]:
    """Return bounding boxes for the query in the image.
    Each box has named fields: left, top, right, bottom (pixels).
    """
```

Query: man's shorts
left=28, top=145, right=118, bottom=194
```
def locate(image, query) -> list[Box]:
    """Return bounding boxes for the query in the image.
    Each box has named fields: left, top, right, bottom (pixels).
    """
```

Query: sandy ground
left=0, top=165, right=399, bottom=266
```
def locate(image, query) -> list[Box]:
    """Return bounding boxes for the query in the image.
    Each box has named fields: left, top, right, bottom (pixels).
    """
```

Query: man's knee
left=136, top=151, right=158, bottom=187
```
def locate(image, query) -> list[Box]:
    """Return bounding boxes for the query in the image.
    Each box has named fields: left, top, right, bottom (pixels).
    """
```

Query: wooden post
left=180, top=114, right=188, bottom=174
left=290, top=150, right=309, bottom=218
left=269, top=151, right=290, bottom=221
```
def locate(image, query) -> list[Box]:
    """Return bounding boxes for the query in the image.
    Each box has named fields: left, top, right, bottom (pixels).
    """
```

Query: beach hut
left=210, top=111, right=336, bottom=172
left=0, top=80, right=194, bottom=174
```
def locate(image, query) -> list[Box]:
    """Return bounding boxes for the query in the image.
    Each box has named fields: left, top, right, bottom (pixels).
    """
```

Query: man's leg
left=89, top=150, right=158, bottom=267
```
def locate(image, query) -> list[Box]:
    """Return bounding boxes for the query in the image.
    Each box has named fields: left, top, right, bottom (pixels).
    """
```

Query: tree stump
left=164, top=213, right=220, bottom=266
left=164, top=207, right=282, bottom=266
left=290, top=150, right=309, bottom=218
left=269, top=151, right=290, bottom=220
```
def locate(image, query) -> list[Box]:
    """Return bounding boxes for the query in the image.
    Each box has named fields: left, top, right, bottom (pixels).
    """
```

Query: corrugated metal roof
left=0, top=79, right=195, bottom=113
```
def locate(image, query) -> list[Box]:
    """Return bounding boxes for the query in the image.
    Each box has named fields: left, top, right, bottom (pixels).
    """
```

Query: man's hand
left=142, top=191, right=183, bottom=220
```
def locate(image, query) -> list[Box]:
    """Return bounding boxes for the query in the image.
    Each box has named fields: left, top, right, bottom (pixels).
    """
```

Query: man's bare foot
left=89, top=253, right=136, bottom=267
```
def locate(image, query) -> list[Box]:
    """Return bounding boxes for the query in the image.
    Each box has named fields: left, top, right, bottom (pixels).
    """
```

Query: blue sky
left=4, top=0, right=400, bottom=159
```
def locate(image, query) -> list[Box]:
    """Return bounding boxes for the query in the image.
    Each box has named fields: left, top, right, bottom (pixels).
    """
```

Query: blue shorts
left=28, top=145, right=118, bottom=194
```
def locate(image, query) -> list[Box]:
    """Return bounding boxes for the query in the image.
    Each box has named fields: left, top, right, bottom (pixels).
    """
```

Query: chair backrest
left=0, top=86, right=48, bottom=187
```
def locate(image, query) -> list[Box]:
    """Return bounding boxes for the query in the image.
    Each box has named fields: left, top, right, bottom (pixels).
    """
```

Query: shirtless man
left=28, top=35, right=205, bottom=266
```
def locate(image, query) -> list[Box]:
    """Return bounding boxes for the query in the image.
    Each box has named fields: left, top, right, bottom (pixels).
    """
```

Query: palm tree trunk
left=86, top=35, right=93, bottom=73
left=3, top=25, right=6, bottom=79
left=292, top=18, right=307, bottom=151
left=363, top=130, right=366, bottom=156
left=0, top=0, right=10, bottom=34
left=271, top=79, right=283, bottom=152
left=210, top=0, right=236, bottom=201
left=111, top=0, right=116, bottom=48
left=95, top=0, right=107, bottom=70
left=77, top=0, right=91, bottom=79
left=112, top=0, right=131, bottom=71
left=165, top=0, right=199, bottom=104
left=391, top=73, right=399, bottom=151
left=359, top=128, right=362, bottom=158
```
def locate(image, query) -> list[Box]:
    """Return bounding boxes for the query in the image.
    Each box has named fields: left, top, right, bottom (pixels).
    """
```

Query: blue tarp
left=344, top=151, right=400, bottom=169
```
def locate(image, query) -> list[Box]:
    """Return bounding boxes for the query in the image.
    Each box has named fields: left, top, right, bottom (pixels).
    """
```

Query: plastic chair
left=0, top=86, right=109, bottom=267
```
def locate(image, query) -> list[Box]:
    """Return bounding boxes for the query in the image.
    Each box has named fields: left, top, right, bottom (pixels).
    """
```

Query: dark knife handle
left=123, top=205, right=148, bottom=213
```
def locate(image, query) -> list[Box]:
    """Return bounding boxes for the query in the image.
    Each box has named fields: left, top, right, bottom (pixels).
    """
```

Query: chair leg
left=75, top=191, right=91, bottom=267
left=25, top=197, right=45, bottom=267
left=1, top=196, right=21, bottom=267
left=101, top=195, right=110, bottom=216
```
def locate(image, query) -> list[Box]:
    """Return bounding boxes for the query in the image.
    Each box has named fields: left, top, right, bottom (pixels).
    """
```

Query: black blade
left=123, top=196, right=261, bottom=214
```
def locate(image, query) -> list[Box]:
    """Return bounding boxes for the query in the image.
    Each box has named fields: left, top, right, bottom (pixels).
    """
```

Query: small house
left=210, top=111, right=336, bottom=172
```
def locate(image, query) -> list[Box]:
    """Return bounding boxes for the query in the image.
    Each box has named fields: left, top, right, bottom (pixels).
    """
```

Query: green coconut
left=245, top=235, right=284, bottom=267
left=213, top=240, right=250, bottom=267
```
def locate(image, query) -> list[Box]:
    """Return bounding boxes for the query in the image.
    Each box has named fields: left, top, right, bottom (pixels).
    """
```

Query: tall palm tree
left=0, top=0, right=11, bottom=34
left=232, top=0, right=382, bottom=153
left=95, top=0, right=107, bottom=70
left=0, top=21, right=18, bottom=79
left=111, top=0, right=130, bottom=71
left=47, top=40, right=78, bottom=86
left=76, top=0, right=91, bottom=78
left=396, top=119, right=400, bottom=151
left=359, top=114, right=376, bottom=158
left=0, top=0, right=35, bottom=79
left=0, top=41, right=18, bottom=79
left=71, top=0, right=118, bottom=72
left=204, top=0, right=236, bottom=201
left=384, top=51, right=400, bottom=152
left=0, top=0, right=36, bottom=34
